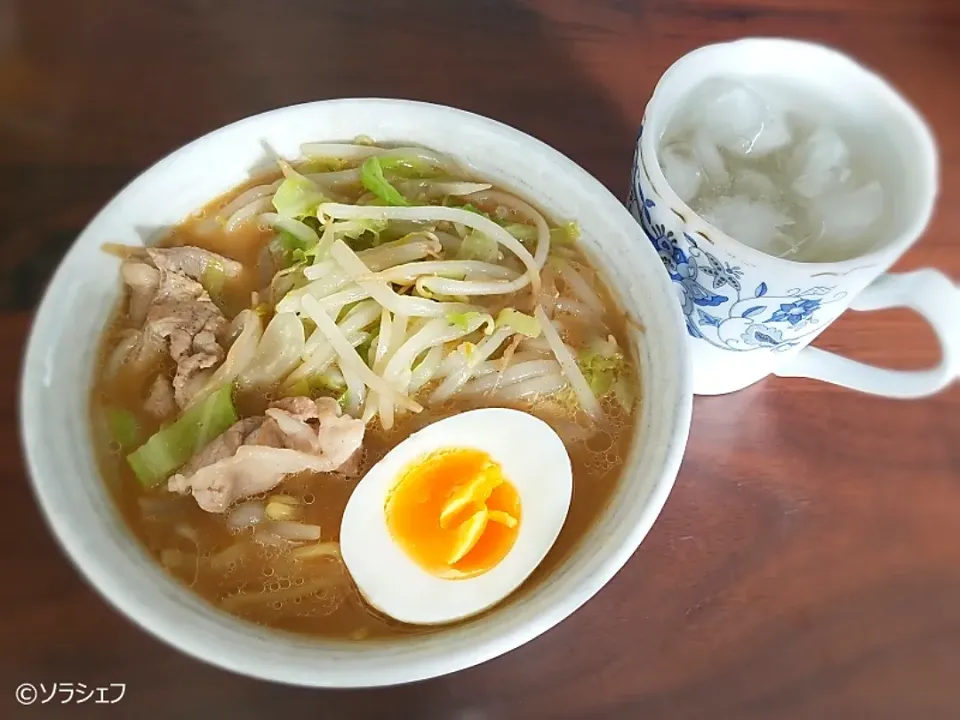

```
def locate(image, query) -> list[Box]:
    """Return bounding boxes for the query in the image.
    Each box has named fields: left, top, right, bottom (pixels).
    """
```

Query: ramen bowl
left=20, top=99, right=692, bottom=687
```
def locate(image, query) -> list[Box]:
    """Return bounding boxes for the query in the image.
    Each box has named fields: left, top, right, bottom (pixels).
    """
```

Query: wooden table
left=2, top=1, right=958, bottom=717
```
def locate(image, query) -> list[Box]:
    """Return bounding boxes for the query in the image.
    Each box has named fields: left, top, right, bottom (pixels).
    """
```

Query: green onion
left=290, top=248, right=309, bottom=265
left=431, top=270, right=467, bottom=282
left=503, top=223, right=538, bottom=242
left=106, top=408, right=140, bottom=450
left=457, top=231, right=500, bottom=262
left=360, top=157, right=409, bottom=206
left=378, top=156, right=437, bottom=179
left=314, top=371, right=346, bottom=392
left=446, top=311, right=482, bottom=331
left=332, top=218, right=389, bottom=244
left=280, top=378, right=311, bottom=398
left=577, top=336, right=627, bottom=399
left=275, top=227, right=320, bottom=271
left=550, top=221, right=580, bottom=245
left=495, top=308, right=541, bottom=338
left=355, top=334, right=376, bottom=363
left=278, top=229, right=308, bottom=253
left=202, top=262, right=227, bottom=299
left=272, top=167, right=326, bottom=218
left=299, top=157, right=348, bottom=173
left=126, top=384, right=238, bottom=487
left=283, top=369, right=347, bottom=398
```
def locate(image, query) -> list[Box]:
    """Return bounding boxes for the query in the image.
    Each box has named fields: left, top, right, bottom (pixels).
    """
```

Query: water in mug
left=658, top=77, right=888, bottom=262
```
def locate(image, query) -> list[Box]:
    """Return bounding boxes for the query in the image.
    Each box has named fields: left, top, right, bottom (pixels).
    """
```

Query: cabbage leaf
left=360, top=157, right=409, bottom=206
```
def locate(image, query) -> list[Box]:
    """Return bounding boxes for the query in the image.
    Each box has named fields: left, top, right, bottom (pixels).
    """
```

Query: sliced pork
left=121, top=261, right=160, bottom=325
left=146, top=246, right=243, bottom=283
left=144, top=375, right=176, bottom=419
left=168, top=398, right=365, bottom=513
left=265, top=397, right=364, bottom=469
left=169, top=447, right=354, bottom=514
left=145, top=300, right=226, bottom=407
left=119, top=246, right=239, bottom=410
left=177, top=417, right=266, bottom=477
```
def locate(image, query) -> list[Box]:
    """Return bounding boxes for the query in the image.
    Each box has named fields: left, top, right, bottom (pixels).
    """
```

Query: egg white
left=339, top=408, right=573, bottom=626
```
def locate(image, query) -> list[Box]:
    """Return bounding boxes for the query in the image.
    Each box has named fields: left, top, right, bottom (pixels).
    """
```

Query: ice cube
left=692, top=128, right=729, bottom=185
left=697, top=80, right=791, bottom=157
left=733, top=169, right=779, bottom=201
left=660, top=144, right=703, bottom=203
left=812, top=180, right=883, bottom=241
left=699, top=195, right=796, bottom=254
left=791, top=126, right=852, bottom=198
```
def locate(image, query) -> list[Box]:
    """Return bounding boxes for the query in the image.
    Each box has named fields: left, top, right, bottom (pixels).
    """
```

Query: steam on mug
left=629, top=37, right=958, bottom=399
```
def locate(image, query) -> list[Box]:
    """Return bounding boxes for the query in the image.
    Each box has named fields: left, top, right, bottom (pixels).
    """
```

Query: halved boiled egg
left=339, top=408, right=572, bottom=625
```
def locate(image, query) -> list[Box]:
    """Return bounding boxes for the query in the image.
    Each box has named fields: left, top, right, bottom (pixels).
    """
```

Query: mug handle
left=774, top=269, right=959, bottom=399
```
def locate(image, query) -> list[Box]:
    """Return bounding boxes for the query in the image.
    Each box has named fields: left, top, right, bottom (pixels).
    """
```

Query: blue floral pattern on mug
left=628, top=129, right=847, bottom=353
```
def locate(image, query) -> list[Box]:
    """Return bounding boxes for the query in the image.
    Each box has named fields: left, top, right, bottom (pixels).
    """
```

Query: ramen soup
left=92, top=141, right=640, bottom=638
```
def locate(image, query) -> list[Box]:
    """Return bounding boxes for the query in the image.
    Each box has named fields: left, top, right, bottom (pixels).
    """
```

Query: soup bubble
left=586, top=431, right=613, bottom=453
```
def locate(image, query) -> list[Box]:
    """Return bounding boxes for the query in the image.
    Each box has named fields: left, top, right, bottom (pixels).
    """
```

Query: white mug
left=630, top=38, right=959, bottom=398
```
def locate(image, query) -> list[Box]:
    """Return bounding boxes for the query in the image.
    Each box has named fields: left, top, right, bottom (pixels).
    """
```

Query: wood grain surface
left=2, top=1, right=958, bottom=718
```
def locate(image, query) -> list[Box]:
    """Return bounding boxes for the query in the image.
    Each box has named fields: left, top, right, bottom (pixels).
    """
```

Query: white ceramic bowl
left=20, top=99, right=692, bottom=687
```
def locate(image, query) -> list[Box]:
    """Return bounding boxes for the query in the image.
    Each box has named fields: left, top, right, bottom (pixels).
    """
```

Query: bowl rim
left=20, top=97, right=692, bottom=687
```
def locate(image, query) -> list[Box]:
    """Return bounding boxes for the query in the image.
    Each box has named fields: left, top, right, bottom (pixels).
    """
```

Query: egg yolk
left=384, top=448, right=521, bottom=579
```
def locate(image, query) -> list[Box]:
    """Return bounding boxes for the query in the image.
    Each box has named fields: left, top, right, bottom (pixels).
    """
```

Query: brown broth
left=91, top=166, right=639, bottom=640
